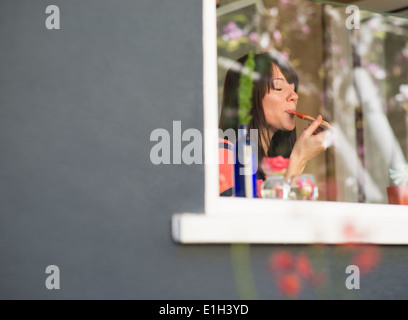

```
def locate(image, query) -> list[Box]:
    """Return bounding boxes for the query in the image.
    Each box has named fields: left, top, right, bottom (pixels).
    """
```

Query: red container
left=387, top=186, right=408, bottom=205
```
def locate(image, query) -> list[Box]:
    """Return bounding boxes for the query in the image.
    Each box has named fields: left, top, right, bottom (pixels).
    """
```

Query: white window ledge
left=172, top=199, right=408, bottom=244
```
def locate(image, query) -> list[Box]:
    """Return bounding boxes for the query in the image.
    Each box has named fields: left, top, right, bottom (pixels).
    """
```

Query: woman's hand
left=284, top=115, right=327, bottom=181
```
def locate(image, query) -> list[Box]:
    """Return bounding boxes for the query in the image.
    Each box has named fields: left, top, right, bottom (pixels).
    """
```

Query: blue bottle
left=234, top=125, right=257, bottom=198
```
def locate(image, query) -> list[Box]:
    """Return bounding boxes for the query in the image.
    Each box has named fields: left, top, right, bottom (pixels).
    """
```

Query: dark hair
left=219, top=52, right=298, bottom=164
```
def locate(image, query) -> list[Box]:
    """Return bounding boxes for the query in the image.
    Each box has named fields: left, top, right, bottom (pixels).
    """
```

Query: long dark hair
left=219, top=52, right=298, bottom=163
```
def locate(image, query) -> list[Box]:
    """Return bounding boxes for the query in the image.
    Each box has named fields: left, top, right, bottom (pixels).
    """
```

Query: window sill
left=172, top=199, right=408, bottom=244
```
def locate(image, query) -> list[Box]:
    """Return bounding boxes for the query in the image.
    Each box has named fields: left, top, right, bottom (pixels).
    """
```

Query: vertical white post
left=203, top=0, right=220, bottom=215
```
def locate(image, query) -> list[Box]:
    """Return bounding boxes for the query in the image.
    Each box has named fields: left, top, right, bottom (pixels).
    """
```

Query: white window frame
left=171, top=0, right=408, bottom=245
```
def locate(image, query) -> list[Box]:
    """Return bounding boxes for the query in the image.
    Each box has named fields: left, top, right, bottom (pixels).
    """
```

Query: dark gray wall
left=1, top=0, right=408, bottom=300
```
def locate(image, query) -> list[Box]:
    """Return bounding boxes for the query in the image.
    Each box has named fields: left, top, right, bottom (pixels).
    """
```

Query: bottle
left=234, top=124, right=257, bottom=198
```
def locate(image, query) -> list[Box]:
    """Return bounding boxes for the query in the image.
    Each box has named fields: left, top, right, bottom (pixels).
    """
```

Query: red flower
left=278, top=273, right=301, bottom=298
left=351, top=246, right=381, bottom=275
left=268, top=251, right=326, bottom=298
left=261, top=156, right=290, bottom=175
left=295, top=254, right=313, bottom=279
left=269, top=251, right=293, bottom=271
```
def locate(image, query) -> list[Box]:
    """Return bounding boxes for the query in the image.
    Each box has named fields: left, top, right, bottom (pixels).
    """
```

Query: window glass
left=217, top=0, right=408, bottom=204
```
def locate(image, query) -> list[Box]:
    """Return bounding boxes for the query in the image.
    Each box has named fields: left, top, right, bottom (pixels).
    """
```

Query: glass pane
left=217, top=0, right=408, bottom=204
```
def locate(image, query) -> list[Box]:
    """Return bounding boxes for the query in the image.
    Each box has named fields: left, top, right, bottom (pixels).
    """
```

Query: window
left=172, top=0, right=408, bottom=244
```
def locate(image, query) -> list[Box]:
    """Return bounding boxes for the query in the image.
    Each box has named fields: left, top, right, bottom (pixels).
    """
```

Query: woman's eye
left=272, top=80, right=284, bottom=91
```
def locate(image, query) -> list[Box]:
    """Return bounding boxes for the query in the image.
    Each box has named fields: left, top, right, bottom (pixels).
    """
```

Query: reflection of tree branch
left=255, top=0, right=271, bottom=17
left=351, top=18, right=407, bottom=168
left=362, top=13, right=408, bottom=36
left=353, top=67, right=407, bottom=169
left=331, top=125, right=384, bottom=202
left=217, top=0, right=260, bottom=17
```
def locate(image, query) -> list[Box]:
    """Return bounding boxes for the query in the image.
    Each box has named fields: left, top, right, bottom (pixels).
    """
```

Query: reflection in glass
left=288, top=174, right=318, bottom=201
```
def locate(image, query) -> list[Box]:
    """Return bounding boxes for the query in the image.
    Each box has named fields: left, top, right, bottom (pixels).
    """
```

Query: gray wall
left=1, top=0, right=408, bottom=300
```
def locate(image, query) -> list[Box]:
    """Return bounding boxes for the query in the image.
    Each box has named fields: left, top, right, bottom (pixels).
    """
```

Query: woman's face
left=262, top=65, right=298, bottom=132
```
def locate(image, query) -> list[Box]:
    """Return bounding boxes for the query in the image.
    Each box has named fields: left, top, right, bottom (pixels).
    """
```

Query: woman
left=219, top=52, right=327, bottom=196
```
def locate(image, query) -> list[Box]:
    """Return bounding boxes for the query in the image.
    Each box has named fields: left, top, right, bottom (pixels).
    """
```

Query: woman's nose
left=287, top=89, right=298, bottom=103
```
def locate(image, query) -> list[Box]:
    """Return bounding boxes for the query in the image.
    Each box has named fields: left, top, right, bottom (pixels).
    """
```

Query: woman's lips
left=286, top=109, right=296, bottom=115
